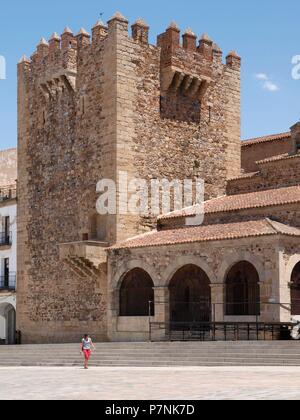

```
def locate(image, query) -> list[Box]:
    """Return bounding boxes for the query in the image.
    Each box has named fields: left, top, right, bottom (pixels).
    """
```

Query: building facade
left=0, top=184, right=17, bottom=344
left=17, top=13, right=241, bottom=343
left=0, top=149, right=17, bottom=187
left=16, top=12, right=300, bottom=343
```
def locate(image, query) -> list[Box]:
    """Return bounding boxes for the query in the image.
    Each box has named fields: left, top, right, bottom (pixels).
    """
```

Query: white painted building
left=0, top=184, right=17, bottom=344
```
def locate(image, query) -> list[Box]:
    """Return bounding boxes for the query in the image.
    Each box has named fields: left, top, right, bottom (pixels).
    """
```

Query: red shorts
left=83, top=349, right=91, bottom=360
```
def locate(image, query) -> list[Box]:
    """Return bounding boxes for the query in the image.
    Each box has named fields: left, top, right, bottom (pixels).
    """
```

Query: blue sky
left=0, top=0, right=299, bottom=149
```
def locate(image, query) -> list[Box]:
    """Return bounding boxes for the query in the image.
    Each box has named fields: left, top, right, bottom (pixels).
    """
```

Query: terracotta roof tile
left=256, top=152, right=300, bottom=165
left=228, top=172, right=260, bottom=182
left=242, top=132, right=291, bottom=147
left=110, top=219, right=300, bottom=250
left=159, top=185, right=300, bottom=221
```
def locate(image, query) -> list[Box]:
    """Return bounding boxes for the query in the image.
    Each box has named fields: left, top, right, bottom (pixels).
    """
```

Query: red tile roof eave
left=109, top=231, right=300, bottom=252
left=227, top=172, right=260, bottom=182
left=242, top=132, right=291, bottom=148
left=159, top=198, right=300, bottom=221
left=256, top=153, right=300, bottom=165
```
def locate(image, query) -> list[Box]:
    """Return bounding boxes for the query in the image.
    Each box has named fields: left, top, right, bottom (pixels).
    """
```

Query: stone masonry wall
left=227, top=155, right=300, bottom=195
left=131, top=24, right=241, bottom=218
left=17, top=26, right=111, bottom=343
left=159, top=203, right=300, bottom=231
left=241, top=136, right=292, bottom=173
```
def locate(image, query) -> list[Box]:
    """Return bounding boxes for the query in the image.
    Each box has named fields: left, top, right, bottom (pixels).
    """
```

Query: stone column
left=106, top=286, right=119, bottom=342
left=260, top=250, right=282, bottom=323
left=152, top=287, right=170, bottom=341
left=279, top=251, right=292, bottom=323
left=210, top=283, right=224, bottom=323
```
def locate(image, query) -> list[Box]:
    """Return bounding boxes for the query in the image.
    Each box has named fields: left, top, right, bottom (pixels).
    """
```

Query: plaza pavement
left=0, top=366, right=300, bottom=400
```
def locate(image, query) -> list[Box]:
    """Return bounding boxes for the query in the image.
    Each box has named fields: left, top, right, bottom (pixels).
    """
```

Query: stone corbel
left=180, top=75, right=193, bottom=93
left=46, top=80, right=56, bottom=98
left=40, top=83, right=51, bottom=100
left=161, top=66, right=212, bottom=99
left=170, top=71, right=185, bottom=91
left=198, top=77, right=211, bottom=100
left=186, top=77, right=201, bottom=97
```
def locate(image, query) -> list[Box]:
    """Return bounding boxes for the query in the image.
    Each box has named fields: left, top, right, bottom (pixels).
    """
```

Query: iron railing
left=0, top=274, right=16, bottom=290
left=0, top=232, right=11, bottom=246
left=149, top=300, right=299, bottom=341
left=0, top=185, right=17, bottom=202
left=150, top=320, right=296, bottom=342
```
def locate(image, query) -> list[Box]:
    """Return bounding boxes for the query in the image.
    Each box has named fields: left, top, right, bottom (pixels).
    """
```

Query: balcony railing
left=0, top=274, right=16, bottom=291
left=0, top=185, right=17, bottom=202
left=0, top=232, right=11, bottom=246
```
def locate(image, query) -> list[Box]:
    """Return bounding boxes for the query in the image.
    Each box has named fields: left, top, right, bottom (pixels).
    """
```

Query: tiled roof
left=242, top=132, right=291, bottom=148
left=257, top=152, right=300, bottom=165
left=158, top=185, right=300, bottom=221
left=228, top=171, right=259, bottom=182
left=110, top=219, right=300, bottom=250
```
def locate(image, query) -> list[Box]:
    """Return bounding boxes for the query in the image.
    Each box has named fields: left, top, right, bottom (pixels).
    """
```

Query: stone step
left=1, top=342, right=300, bottom=367
left=2, top=355, right=300, bottom=362
left=1, top=360, right=300, bottom=367
left=2, top=352, right=300, bottom=359
left=1, top=343, right=300, bottom=350
left=2, top=348, right=300, bottom=354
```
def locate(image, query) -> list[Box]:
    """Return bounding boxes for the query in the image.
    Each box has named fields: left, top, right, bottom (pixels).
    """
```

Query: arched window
left=169, top=265, right=211, bottom=323
left=226, top=261, right=260, bottom=316
left=119, top=268, right=154, bottom=317
left=291, top=262, right=300, bottom=315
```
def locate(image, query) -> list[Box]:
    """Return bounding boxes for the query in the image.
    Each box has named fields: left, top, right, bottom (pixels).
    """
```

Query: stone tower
left=17, top=13, right=241, bottom=343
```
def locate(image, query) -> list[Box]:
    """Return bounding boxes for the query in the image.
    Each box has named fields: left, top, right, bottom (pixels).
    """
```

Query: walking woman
left=81, top=334, right=95, bottom=369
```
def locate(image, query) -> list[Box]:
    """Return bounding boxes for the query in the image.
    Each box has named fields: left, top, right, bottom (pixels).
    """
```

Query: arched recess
left=169, top=264, right=211, bottom=323
left=225, top=261, right=260, bottom=316
left=291, top=261, right=300, bottom=315
left=0, top=302, right=16, bottom=345
left=119, top=268, right=154, bottom=317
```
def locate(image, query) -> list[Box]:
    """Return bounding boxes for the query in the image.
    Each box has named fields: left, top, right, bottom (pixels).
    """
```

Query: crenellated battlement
left=156, top=23, right=240, bottom=100
left=19, top=12, right=240, bottom=104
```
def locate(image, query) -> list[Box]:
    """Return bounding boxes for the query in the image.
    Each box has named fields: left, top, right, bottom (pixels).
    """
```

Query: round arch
left=169, top=264, right=211, bottom=323
left=218, top=252, right=265, bottom=285
left=164, top=256, right=217, bottom=288
left=290, top=261, right=300, bottom=316
left=286, top=255, right=300, bottom=282
left=0, top=302, right=16, bottom=345
left=113, top=259, right=159, bottom=291
left=225, top=261, right=260, bottom=316
left=119, top=268, right=155, bottom=317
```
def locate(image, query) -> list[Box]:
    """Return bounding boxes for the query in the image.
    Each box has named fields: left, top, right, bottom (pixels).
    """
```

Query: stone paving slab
left=1, top=366, right=300, bottom=400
